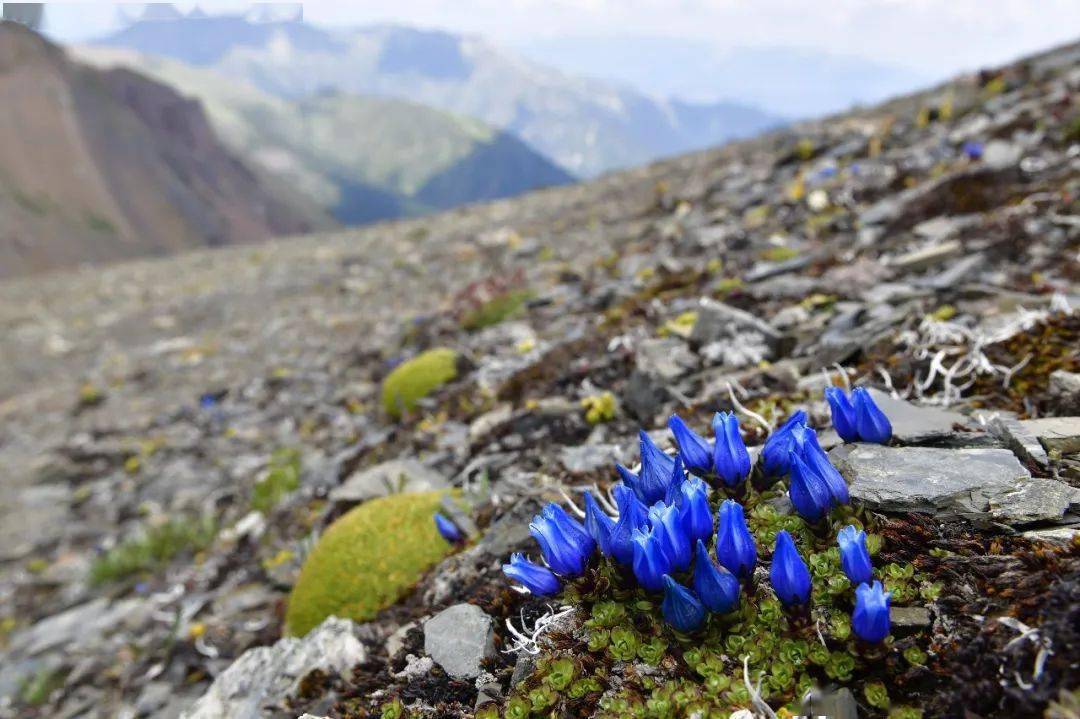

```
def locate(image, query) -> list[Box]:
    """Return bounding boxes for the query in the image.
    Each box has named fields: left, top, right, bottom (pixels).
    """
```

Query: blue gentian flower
left=787, top=451, right=833, bottom=522
left=529, top=503, right=595, bottom=577
left=678, top=477, right=713, bottom=544
left=825, top=387, right=859, bottom=443
left=852, top=388, right=892, bottom=444
left=852, top=580, right=892, bottom=643
left=798, top=427, right=850, bottom=505
left=760, top=409, right=808, bottom=477
left=631, top=527, right=672, bottom=592
left=607, top=484, right=650, bottom=565
left=837, top=525, right=873, bottom=586
left=582, top=491, right=615, bottom=556
left=668, top=414, right=713, bottom=477
left=661, top=575, right=706, bottom=632
left=638, top=429, right=677, bottom=504
left=648, top=502, right=692, bottom=571
left=502, top=553, right=561, bottom=596
left=769, top=530, right=812, bottom=607
left=714, top=499, right=757, bottom=580
left=433, top=513, right=465, bottom=543
left=962, top=141, right=984, bottom=160
left=664, top=455, right=687, bottom=506
left=712, top=412, right=751, bottom=487
left=692, top=539, right=740, bottom=614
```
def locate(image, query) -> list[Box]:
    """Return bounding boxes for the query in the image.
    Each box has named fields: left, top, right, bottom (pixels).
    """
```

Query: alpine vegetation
left=503, top=388, right=893, bottom=630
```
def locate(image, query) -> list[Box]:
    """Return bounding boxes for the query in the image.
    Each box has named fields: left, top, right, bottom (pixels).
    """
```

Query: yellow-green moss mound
left=285, top=491, right=454, bottom=636
left=381, top=348, right=458, bottom=418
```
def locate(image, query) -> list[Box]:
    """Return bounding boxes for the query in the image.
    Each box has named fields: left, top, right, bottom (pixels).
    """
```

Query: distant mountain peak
left=98, top=17, right=784, bottom=176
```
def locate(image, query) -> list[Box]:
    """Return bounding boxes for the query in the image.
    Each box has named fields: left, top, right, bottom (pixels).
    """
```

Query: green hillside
left=73, top=47, right=573, bottom=223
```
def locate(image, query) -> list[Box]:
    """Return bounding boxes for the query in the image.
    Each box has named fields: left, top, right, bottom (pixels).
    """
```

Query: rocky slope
left=0, top=36, right=1078, bottom=719
left=97, top=14, right=784, bottom=177
left=74, top=46, right=575, bottom=224
left=0, top=22, right=330, bottom=278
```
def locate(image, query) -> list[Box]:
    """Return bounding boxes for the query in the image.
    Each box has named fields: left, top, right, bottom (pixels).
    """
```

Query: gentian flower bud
left=529, top=503, right=595, bottom=577
left=433, top=513, right=464, bottom=543
left=788, top=451, right=833, bottom=522
left=825, top=386, right=859, bottom=443
left=692, top=539, right=740, bottom=614
left=837, top=525, right=873, bottom=586
left=668, top=414, right=713, bottom=477
left=799, top=427, right=849, bottom=505
left=582, top=491, right=615, bottom=556
left=852, top=387, right=892, bottom=444
left=661, top=575, right=706, bottom=632
left=712, top=412, right=751, bottom=487
left=678, top=477, right=713, bottom=544
left=648, top=502, right=691, bottom=571
left=760, top=409, right=808, bottom=477
left=852, top=580, right=892, bottom=643
left=714, top=499, right=757, bottom=580
left=502, top=553, right=561, bottom=596
left=638, top=430, right=677, bottom=504
left=631, top=527, right=672, bottom=592
left=769, top=530, right=811, bottom=607
left=664, top=455, right=687, bottom=507
left=607, top=484, right=649, bottom=565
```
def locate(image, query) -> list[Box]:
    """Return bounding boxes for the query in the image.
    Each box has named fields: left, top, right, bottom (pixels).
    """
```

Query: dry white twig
left=742, top=655, right=779, bottom=719
left=726, top=382, right=772, bottom=433
left=503, top=605, right=575, bottom=655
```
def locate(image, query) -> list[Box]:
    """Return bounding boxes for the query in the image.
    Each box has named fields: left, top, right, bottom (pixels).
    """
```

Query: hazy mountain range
left=75, top=46, right=574, bottom=224
left=97, top=15, right=786, bottom=177
left=518, top=37, right=929, bottom=119
left=0, top=22, right=327, bottom=278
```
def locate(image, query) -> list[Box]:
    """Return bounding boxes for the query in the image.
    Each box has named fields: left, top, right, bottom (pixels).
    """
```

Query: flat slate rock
left=329, top=458, right=447, bottom=503
left=424, top=603, right=495, bottom=679
left=1018, top=417, right=1080, bottom=454
left=830, top=444, right=1079, bottom=525
left=182, top=617, right=365, bottom=719
left=865, top=388, right=975, bottom=444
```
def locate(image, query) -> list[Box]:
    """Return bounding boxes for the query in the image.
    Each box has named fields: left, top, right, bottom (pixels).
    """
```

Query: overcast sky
left=35, top=1, right=1080, bottom=77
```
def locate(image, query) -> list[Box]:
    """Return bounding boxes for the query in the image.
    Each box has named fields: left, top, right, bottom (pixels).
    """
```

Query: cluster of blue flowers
left=501, top=388, right=894, bottom=642
left=825, top=386, right=892, bottom=445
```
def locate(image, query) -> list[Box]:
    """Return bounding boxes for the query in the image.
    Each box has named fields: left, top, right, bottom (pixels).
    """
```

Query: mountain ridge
left=97, top=15, right=785, bottom=177
left=0, top=21, right=332, bottom=278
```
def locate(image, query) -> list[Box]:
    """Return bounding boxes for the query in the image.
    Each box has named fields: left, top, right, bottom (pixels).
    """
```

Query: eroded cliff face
left=0, top=21, right=326, bottom=279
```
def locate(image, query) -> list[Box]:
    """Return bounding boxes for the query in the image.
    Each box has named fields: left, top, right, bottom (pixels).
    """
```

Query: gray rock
left=423, top=604, right=495, bottom=679
left=864, top=388, right=974, bottom=444
left=468, top=405, right=514, bottom=444
left=329, top=458, right=447, bottom=504
left=1022, top=526, right=1079, bottom=545
left=801, top=686, right=858, bottom=719
left=1049, top=371, right=1080, bottom=413
left=989, top=417, right=1050, bottom=467
left=509, top=654, right=537, bottom=688
left=635, top=337, right=698, bottom=381
left=831, top=444, right=1078, bottom=524
left=136, top=681, right=173, bottom=717
left=890, top=605, right=932, bottom=630
left=989, top=478, right=1080, bottom=526
left=182, top=616, right=365, bottom=719
left=982, top=140, right=1023, bottom=169
left=559, top=443, right=624, bottom=473
left=691, top=298, right=783, bottom=349
left=622, top=370, right=670, bottom=423
left=916, top=253, right=986, bottom=290
left=891, top=240, right=963, bottom=272
left=1018, top=417, right=1080, bottom=454
left=8, top=597, right=150, bottom=657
